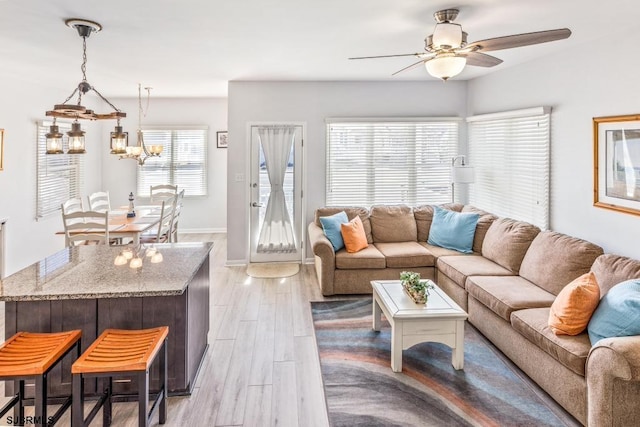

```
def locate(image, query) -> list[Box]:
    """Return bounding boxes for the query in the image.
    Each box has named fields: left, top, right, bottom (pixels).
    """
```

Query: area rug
left=311, top=299, right=579, bottom=427
left=246, top=262, right=299, bottom=278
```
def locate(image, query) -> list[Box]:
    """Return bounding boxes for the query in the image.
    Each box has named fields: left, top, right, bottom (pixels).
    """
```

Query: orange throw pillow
left=340, top=216, right=368, bottom=253
left=548, top=272, right=601, bottom=336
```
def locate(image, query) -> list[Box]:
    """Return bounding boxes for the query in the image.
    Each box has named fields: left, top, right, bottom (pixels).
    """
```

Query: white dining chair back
left=61, top=197, right=86, bottom=227
left=169, top=189, right=185, bottom=242
left=87, top=191, right=111, bottom=213
left=141, top=195, right=176, bottom=244
left=62, top=210, right=110, bottom=247
left=150, top=184, right=178, bottom=203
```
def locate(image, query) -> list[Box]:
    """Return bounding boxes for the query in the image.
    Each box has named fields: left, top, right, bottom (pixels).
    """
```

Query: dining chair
left=62, top=210, right=110, bottom=247
left=141, top=196, right=175, bottom=244
left=87, top=191, right=111, bottom=213
left=62, top=197, right=85, bottom=215
left=169, top=189, right=185, bottom=243
left=150, top=184, right=178, bottom=203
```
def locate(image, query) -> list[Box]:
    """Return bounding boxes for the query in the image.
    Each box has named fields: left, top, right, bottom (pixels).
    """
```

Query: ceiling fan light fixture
left=432, top=23, right=463, bottom=49
left=426, top=55, right=466, bottom=81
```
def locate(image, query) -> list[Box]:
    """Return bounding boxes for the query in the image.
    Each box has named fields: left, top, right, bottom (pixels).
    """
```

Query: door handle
left=251, top=202, right=264, bottom=208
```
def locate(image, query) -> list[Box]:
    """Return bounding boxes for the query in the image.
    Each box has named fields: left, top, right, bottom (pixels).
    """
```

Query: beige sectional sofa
left=308, top=204, right=640, bottom=426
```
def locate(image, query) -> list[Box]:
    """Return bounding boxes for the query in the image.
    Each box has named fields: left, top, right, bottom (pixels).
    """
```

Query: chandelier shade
left=432, top=23, right=463, bottom=49
left=425, top=55, right=467, bottom=81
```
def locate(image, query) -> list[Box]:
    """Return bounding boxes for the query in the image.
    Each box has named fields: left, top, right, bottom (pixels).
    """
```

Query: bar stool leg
left=159, top=339, right=167, bottom=424
left=72, top=374, right=84, bottom=427
left=138, top=371, right=149, bottom=427
left=14, top=380, right=25, bottom=426
left=34, top=374, right=47, bottom=427
left=103, top=377, right=112, bottom=426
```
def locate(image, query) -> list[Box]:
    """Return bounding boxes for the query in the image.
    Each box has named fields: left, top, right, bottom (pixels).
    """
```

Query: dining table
left=58, top=205, right=163, bottom=245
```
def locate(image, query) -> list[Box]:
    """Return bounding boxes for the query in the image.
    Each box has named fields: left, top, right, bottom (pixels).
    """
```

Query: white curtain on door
left=257, top=126, right=297, bottom=253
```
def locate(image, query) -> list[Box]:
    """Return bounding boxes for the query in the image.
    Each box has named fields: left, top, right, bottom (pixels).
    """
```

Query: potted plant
left=400, top=271, right=435, bottom=304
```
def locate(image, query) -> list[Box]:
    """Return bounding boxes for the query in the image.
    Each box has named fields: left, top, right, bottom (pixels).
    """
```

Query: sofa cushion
left=315, top=207, right=373, bottom=243
left=427, top=206, right=479, bottom=254
left=437, top=255, right=513, bottom=289
left=466, top=275, right=556, bottom=322
left=335, top=245, right=386, bottom=270
left=590, top=254, right=640, bottom=297
left=519, top=231, right=604, bottom=296
left=341, top=216, right=368, bottom=253
left=481, top=218, right=540, bottom=274
left=318, top=211, right=348, bottom=251
left=511, top=307, right=591, bottom=376
left=548, top=272, right=600, bottom=336
left=420, top=242, right=470, bottom=258
left=369, top=205, right=417, bottom=243
left=414, top=203, right=464, bottom=242
left=374, top=242, right=435, bottom=269
left=461, top=206, right=498, bottom=253
left=588, top=279, right=640, bottom=345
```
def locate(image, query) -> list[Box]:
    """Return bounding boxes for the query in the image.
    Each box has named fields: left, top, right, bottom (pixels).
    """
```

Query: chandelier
left=45, top=19, right=125, bottom=154
left=116, top=84, right=163, bottom=165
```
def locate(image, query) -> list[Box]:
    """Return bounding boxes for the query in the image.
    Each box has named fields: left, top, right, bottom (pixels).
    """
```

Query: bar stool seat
left=0, top=330, right=82, bottom=427
left=72, top=327, right=168, bottom=427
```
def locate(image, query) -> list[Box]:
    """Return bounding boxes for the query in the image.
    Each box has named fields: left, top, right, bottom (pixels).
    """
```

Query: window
left=326, top=119, right=459, bottom=206
left=467, top=107, right=550, bottom=229
left=136, top=127, right=208, bottom=197
left=36, top=121, right=84, bottom=219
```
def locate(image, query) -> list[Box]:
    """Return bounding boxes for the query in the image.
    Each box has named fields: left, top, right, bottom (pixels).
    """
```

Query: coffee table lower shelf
left=371, top=280, right=468, bottom=373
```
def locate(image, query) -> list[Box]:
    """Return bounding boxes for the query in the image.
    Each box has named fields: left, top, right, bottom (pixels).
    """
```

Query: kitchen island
left=0, top=242, right=212, bottom=398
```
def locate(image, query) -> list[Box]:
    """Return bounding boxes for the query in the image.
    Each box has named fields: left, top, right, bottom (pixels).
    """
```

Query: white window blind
left=326, top=120, right=459, bottom=206
left=36, top=121, right=84, bottom=219
left=136, top=127, right=208, bottom=197
left=467, top=107, right=550, bottom=229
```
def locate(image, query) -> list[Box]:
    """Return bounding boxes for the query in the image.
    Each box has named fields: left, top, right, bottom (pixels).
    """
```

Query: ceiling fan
left=349, top=9, right=571, bottom=81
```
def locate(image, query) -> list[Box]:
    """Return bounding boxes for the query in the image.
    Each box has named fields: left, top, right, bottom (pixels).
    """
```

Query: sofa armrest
left=586, top=335, right=640, bottom=426
left=308, top=223, right=336, bottom=295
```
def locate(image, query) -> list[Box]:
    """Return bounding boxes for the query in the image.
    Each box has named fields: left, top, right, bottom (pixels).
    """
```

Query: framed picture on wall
left=593, top=114, right=640, bottom=216
left=217, top=131, right=228, bottom=148
left=0, top=129, right=4, bottom=171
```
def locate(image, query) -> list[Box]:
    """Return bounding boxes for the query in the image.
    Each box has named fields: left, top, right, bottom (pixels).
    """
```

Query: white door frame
left=245, top=121, right=306, bottom=264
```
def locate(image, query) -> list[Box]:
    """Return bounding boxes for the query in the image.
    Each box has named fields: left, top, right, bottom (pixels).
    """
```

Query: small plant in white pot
left=400, top=271, right=435, bottom=304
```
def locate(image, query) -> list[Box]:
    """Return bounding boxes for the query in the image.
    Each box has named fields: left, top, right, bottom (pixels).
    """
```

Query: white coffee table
left=371, top=280, right=468, bottom=372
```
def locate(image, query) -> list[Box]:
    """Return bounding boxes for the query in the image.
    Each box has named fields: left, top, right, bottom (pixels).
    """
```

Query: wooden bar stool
left=0, top=330, right=82, bottom=427
left=71, top=327, right=168, bottom=427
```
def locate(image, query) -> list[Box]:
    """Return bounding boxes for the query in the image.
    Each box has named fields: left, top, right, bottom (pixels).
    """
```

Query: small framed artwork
left=593, top=114, right=640, bottom=216
left=217, top=131, right=228, bottom=148
left=0, top=129, right=4, bottom=171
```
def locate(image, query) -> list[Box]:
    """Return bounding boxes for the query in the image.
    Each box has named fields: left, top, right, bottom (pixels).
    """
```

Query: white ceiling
left=0, top=0, right=638, bottom=98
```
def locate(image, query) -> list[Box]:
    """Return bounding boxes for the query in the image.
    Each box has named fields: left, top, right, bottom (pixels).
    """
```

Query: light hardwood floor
left=0, top=233, right=332, bottom=426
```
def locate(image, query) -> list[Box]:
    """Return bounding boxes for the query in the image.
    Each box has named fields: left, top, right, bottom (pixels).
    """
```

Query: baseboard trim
left=226, top=259, right=248, bottom=267
left=304, top=257, right=315, bottom=264
left=181, top=228, right=227, bottom=234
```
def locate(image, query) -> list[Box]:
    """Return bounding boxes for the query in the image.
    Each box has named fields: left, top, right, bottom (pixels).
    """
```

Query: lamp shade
left=432, top=23, right=463, bottom=49
left=452, top=165, right=475, bottom=184
left=66, top=121, right=86, bottom=154
left=425, top=55, right=466, bottom=81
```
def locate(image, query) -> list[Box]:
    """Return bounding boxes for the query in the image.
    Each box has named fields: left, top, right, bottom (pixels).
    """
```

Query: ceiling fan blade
left=463, top=52, right=503, bottom=67
left=391, top=58, right=429, bottom=76
left=466, top=28, right=571, bottom=52
left=349, top=53, right=424, bottom=60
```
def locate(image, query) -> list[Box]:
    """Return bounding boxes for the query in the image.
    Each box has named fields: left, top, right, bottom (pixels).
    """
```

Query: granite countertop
left=0, top=242, right=213, bottom=301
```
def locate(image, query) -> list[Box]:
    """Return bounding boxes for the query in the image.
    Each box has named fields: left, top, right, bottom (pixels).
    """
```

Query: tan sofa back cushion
left=315, top=207, right=373, bottom=243
left=591, top=254, right=640, bottom=296
left=482, top=218, right=540, bottom=274
left=461, top=205, right=498, bottom=253
left=370, top=205, right=417, bottom=243
left=519, top=231, right=604, bottom=295
left=414, top=203, right=463, bottom=242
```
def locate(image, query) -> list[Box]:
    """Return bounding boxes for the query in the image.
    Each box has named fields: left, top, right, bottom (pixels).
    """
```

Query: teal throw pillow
left=319, top=211, right=349, bottom=251
left=427, top=206, right=479, bottom=254
left=587, top=279, right=640, bottom=345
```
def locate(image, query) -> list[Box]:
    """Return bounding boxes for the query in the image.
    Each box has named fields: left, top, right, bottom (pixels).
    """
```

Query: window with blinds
left=467, top=107, right=550, bottom=229
left=36, top=121, right=84, bottom=219
left=326, top=120, right=459, bottom=206
left=136, top=127, right=208, bottom=197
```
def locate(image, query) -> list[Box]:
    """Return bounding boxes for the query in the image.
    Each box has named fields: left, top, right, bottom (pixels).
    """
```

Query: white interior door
left=249, top=124, right=303, bottom=263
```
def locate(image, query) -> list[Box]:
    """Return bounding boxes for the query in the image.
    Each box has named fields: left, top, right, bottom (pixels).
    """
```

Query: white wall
left=0, top=82, right=103, bottom=275
left=467, top=30, right=640, bottom=259
left=227, top=81, right=467, bottom=263
left=102, top=97, right=228, bottom=232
